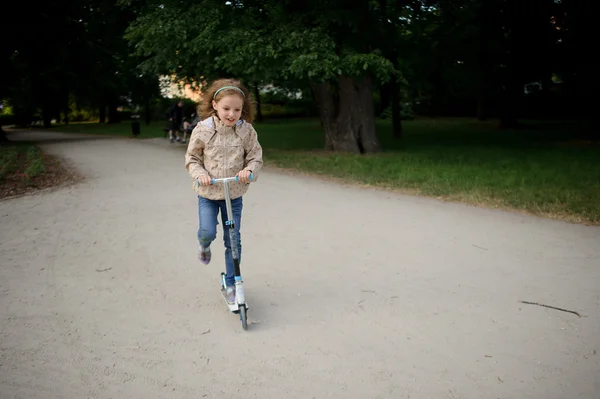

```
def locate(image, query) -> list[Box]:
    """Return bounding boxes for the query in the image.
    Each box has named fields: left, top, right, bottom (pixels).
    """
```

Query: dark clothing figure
left=168, top=101, right=184, bottom=143
left=169, top=103, right=184, bottom=130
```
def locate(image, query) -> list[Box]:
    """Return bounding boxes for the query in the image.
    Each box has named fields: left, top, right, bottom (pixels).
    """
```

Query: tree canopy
left=1, top=0, right=591, bottom=151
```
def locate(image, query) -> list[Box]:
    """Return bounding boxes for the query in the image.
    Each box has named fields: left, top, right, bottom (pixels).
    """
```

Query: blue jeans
left=197, top=195, right=243, bottom=287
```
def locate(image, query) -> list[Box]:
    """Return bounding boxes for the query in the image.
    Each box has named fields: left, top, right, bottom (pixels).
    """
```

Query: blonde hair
left=198, top=79, right=255, bottom=123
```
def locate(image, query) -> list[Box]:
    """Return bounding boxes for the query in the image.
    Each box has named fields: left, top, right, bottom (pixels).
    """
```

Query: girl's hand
left=237, top=170, right=252, bottom=183
left=197, top=175, right=212, bottom=187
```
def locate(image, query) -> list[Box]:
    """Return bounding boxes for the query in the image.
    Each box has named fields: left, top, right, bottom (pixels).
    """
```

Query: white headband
left=213, top=85, right=245, bottom=99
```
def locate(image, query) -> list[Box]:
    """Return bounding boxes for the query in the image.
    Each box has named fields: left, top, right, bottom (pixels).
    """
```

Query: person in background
left=168, top=101, right=184, bottom=143
left=182, top=112, right=200, bottom=144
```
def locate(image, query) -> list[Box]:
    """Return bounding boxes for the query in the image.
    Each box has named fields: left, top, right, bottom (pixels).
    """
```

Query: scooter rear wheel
left=239, top=304, right=248, bottom=330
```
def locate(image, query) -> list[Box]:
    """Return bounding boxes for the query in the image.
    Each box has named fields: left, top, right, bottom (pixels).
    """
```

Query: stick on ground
left=519, top=300, right=582, bottom=317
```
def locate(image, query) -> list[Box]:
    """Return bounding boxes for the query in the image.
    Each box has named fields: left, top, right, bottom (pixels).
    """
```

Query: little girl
left=184, top=79, right=263, bottom=303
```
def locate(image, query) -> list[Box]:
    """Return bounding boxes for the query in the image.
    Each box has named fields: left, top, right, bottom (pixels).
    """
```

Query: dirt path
left=1, top=131, right=599, bottom=399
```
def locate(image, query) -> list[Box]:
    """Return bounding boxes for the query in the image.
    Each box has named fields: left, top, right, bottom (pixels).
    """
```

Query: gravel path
left=1, top=131, right=599, bottom=399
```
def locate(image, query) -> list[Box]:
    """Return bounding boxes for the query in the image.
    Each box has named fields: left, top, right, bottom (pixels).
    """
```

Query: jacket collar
left=201, top=116, right=245, bottom=129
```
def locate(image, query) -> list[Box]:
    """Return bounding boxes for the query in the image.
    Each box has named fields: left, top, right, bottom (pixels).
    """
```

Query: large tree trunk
left=310, top=76, right=381, bottom=154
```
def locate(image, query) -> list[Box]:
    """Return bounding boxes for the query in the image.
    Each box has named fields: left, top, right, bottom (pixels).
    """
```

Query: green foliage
left=0, top=102, right=13, bottom=116
left=3, top=0, right=589, bottom=134
left=1, top=0, right=161, bottom=127
left=124, top=0, right=395, bottom=86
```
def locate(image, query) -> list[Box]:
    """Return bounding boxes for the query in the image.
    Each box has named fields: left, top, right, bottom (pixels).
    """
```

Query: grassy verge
left=49, top=121, right=167, bottom=138
left=47, top=117, right=600, bottom=224
left=1, top=143, right=45, bottom=184
left=0, top=142, right=81, bottom=199
left=259, top=118, right=599, bottom=224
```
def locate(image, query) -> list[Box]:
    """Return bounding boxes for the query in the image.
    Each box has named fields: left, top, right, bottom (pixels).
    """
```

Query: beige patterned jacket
left=184, top=116, right=263, bottom=200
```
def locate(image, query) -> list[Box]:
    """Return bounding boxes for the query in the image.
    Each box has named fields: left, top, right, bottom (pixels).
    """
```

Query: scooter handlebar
left=210, top=173, right=255, bottom=185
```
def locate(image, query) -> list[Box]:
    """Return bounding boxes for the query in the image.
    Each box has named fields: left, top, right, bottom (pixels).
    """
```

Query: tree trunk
left=310, top=76, right=381, bottom=154
left=498, top=84, right=519, bottom=129
left=378, top=0, right=402, bottom=137
left=380, top=79, right=402, bottom=138
left=476, top=44, right=489, bottom=120
left=499, top=0, right=523, bottom=129
left=144, top=96, right=151, bottom=125
left=99, top=105, right=106, bottom=123
left=253, top=85, right=263, bottom=122
left=390, top=78, right=402, bottom=139
left=308, top=85, right=331, bottom=148
left=63, top=94, right=70, bottom=124
left=42, top=104, right=52, bottom=128
left=107, top=98, right=119, bottom=124
left=40, top=90, right=54, bottom=128
left=477, top=93, right=487, bottom=121
left=477, top=0, right=493, bottom=121
left=379, top=84, right=390, bottom=115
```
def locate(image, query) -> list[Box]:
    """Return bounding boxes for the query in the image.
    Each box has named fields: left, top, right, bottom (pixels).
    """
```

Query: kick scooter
left=210, top=173, right=254, bottom=330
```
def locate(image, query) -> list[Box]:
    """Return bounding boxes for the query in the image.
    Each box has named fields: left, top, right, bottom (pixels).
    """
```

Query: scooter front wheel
left=239, top=304, right=248, bottom=330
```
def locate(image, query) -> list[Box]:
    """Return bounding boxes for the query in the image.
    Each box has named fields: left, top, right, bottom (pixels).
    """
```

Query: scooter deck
left=220, top=287, right=250, bottom=313
left=221, top=287, right=240, bottom=312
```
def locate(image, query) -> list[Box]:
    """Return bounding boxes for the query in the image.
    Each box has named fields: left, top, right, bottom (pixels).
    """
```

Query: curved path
left=1, top=131, right=598, bottom=398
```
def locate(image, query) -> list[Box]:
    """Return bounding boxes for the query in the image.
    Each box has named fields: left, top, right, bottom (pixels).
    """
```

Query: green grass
left=48, top=117, right=600, bottom=224
left=49, top=120, right=168, bottom=138
left=258, top=118, right=600, bottom=224
left=1, top=142, right=46, bottom=185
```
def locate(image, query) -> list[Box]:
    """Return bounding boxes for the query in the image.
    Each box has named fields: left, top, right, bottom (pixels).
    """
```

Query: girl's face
left=212, top=94, right=244, bottom=127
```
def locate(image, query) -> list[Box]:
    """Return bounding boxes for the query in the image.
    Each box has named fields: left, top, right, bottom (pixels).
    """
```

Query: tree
left=1, top=1, right=80, bottom=127
left=124, top=0, right=395, bottom=153
left=0, top=0, right=160, bottom=128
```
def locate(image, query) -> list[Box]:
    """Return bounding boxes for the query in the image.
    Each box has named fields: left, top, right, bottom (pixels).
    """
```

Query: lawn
left=1, top=142, right=46, bottom=184
left=0, top=142, right=80, bottom=199
left=48, top=117, right=600, bottom=224
left=49, top=120, right=168, bottom=138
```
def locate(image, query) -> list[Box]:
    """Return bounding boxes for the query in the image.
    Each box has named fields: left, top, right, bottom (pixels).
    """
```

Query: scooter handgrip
left=235, top=173, right=255, bottom=182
